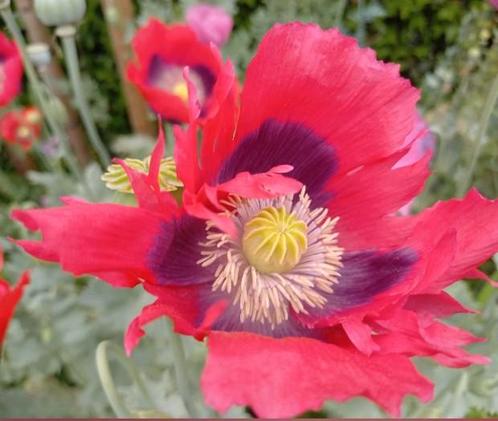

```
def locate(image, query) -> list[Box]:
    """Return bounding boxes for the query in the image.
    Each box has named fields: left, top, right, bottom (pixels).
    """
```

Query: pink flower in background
left=186, top=3, right=233, bottom=47
left=490, top=0, right=498, bottom=10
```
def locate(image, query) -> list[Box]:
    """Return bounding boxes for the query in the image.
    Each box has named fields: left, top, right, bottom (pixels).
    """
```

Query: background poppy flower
left=12, top=23, right=498, bottom=417
left=0, top=31, right=23, bottom=107
left=0, top=247, right=29, bottom=346
left=127, top=18, right=236, bottom=123
left=0, top=106, right=42, bottom=150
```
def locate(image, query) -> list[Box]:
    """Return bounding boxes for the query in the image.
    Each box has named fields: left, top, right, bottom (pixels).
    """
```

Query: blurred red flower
left=13, top=23, right=498, bottom=417
left=127, top=18, right=236, bottom=123
left=0, top=31, right=23, bottom=107
left=0, top=247, right=29, bottom=346
left=0, top=107, right=43, bottom=150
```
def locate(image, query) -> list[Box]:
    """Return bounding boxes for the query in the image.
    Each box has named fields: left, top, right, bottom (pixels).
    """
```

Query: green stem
left=165, top=323, right=201, bottom=417
left=58, top=25, right=110, bottom=167
left=334, top=0, right=348, bottom=28
left=0, top=7, right=90, bottom=194
left=96, top=340, right=157, bottom=418
left=355, top=0, right=366, bottom=45
left=459, top=72, right=498, bottom=196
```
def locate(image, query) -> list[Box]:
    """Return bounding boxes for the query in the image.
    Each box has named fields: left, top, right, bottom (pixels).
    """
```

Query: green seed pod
left=34, top=0, right=86, bottom=27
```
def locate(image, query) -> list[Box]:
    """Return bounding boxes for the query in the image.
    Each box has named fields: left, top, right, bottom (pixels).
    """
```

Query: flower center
left=16, top=126, right=31, bottom=139
left=242, top=207, right=307, bottom=274
left=198, top=189, right=344, bottom=328
left=172, top=81, right=189, bottom=103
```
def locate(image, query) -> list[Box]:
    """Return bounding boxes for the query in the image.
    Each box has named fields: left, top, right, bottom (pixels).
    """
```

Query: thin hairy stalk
left=58, top=25, right=110, bottom=167
left=165, top=322, right=202, bottom=417
left=334, top=0, right=348, bottom=27
left=96, top=340, right=157, bottom=418
left=459, top=73, right=498, bottom=196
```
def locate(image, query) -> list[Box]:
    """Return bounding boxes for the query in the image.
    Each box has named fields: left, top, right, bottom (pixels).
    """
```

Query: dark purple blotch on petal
left=217, top=119, right=337, bottom=206
left=306, top=248, right=418, bottom=317
left=197, top=287, right=328, bottom=339
left=148, top=215, right=214, bottom=285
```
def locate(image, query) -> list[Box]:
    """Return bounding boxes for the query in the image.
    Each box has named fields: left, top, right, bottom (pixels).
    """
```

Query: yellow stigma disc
left=242, top=207, right=308, bottom=274
left=172, top=81, right=189, bottom=103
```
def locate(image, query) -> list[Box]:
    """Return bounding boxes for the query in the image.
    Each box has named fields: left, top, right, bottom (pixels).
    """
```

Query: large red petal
left=12, top=202, right=164, bottom=287
left=235, top=23, right=419, bottom=176
left=332, top=152, right=430, bottom=249
left=202, top=332, right=433, bottom=417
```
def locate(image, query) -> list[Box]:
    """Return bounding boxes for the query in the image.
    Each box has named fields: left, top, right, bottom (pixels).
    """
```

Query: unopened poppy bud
left=34, top=0, right=86, bottom=27
left=101, top=156, right=182, bottom=194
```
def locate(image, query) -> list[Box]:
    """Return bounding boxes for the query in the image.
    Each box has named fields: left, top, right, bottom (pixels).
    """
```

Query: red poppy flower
left=12, top=24, right=498, bottom=417
left=0, top=247, right=30, bottom=346
left=0, top=31, right=23, bottom=107
left=0, top=106, right=43, bottom=150
left=127, top=18, right=236, bottom=123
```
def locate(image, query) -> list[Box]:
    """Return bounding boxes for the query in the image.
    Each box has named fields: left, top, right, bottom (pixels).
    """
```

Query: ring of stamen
left=198, top=188, right=343, bottom=328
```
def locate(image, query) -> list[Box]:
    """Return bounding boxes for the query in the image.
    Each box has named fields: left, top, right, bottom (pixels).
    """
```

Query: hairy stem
left=459, top=72, right=498, bottom=196
left=96, top=340, right=157, bottom=418
left=166, top=323, right=201, bottom=417
left=58, top=26, right=111, bottom=167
